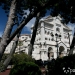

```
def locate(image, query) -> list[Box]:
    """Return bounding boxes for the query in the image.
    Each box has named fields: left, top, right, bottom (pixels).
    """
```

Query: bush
left=11, top=53, right=35, bottom=65
left=48, top=54, right=75, bottom=75
left=9, top=62, right=41, bottom=75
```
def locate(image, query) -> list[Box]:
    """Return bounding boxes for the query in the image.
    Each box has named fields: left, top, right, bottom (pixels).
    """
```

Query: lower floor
left=14, top=41, right=71, bottom=61
left=32, top=42, right=70, bottom=61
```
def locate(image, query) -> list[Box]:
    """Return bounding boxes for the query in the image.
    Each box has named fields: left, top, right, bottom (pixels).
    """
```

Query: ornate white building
left=31, top=16, right=73, bottom=61
left=4, top=15, right=73, bottom=61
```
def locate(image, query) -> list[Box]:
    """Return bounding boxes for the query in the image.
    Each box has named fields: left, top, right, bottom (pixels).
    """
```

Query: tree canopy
left=50, top=0, right=75, bottom=23
left=11, top=53, right=34, bottom=65
left=9, top=62, right=41, bottom=75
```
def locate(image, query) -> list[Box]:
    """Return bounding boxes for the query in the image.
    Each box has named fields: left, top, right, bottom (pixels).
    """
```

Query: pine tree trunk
left=0, top=16, right=21, bottom=71
left=28, top=12, right=40, bottom=56
left=0, top=0, right=17, bottom=61
left=0, top=30, right=21, bottom=72
left=3, top=34, right=20, bottom=70
left=7, top=1, right=50, bottom=46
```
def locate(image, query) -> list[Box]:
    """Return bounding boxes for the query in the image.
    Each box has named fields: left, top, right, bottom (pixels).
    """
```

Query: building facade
left=31, top=16, right=73, bottom=61
left=4, top=15, right=73, bottom=61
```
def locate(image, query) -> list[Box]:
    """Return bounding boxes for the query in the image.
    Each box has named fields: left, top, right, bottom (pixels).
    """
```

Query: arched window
left=56, top=27, right=60, bottom=32
left=45, top=30, right=46, bottom=34
left=48, top=47, right=54, bottom=60
left=47, top=31, right=49, bottom=35
left=59, top=46, right=64, bottom=58
left=51, top=38, right=54, bottom=41
left=45, top=38, right=47, bottom=40
left=39, top=43, right=42, bottom=48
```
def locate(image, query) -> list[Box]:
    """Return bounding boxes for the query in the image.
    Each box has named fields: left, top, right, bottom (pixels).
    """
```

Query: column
left=41, top=22, right=45, bottom=42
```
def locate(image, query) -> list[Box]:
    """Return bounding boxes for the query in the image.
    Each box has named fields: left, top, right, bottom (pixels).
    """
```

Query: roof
left=20, top=34, right=31, bottom=36
left=12, top=34, right=31, bottom=41
left=41, top=15, right=72, bottom=31
left=31, top=15, right=72, bottom=32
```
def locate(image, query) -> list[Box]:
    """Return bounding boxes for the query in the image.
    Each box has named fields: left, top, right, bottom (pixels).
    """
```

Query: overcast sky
left=0, top=7, right=75, bottom=37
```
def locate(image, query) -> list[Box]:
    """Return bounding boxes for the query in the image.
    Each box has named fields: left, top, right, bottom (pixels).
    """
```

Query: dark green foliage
left=11, top=53, right=35, bottom=65
left=35, top=59, right=43, bottom=66
left=51, top=0, right=75, bottom=23
left=9, top=53, right=41, bottom=75
left=0, top=0, right=48, bottom=17
left=9, top=62, right=41, bottom=75
left=0, top=54, right=9, bottom=63
left=48, top=54, right=75, bottom=75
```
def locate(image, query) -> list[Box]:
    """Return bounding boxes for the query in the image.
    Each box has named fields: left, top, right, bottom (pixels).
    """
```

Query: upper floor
left=31, top=15, right=73, bottom=47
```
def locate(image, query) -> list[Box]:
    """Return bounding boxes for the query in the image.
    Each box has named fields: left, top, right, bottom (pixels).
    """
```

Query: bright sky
left=0, top=7, right=75, bottom=37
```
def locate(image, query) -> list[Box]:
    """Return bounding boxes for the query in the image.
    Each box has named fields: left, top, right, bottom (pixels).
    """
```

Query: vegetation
left=0, top=54, right=9, bottom=64
left=11, top=53, right=35, bottom=65
left=9, top=53, right=41, bottom=75
left=51, top=0, right=75, bottom=24
left=48, top=54, right=75, bottom=75
left=9, top=62, right=41, bottom=75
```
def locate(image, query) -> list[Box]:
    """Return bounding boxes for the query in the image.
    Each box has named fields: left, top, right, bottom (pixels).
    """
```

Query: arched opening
left=56, top=27, right=60, bottom=32
left=48, top=47, right=54, bottom=60
left=59, top=46, right=64, bottom=58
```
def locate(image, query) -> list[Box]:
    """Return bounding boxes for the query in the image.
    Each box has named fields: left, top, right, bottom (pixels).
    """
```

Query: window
left=51, top=38, right=54, bottom=41
left=49, top=38, right=50, bottom=41
left=22, top=37, right=24, bottom=39
left=56, top=27, right=60, bottom=32
left=51, top=32, right=54, bottom=37
left=44, top=51, right=46, bottom=54
left=47, top=31, right=49, bottom=35
left=45, top=30, right=46, bottom=34
left=39, top=44, right=42, bottom=48
left=45, top=38, right=47, bottom=40
left=64, top=36, right=68, bottom=39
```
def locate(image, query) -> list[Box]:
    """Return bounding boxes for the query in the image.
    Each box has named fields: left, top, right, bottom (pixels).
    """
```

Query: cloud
left=22, top=9, right=36, bottom=34
left=24, top=18, right=36, bottom=33
left=23, top=11, right=75, bottom=35
left=67, top=22, right=75, bottom=34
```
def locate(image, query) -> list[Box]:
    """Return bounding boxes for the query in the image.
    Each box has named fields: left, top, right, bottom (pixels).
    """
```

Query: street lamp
left=51, top=32, right=61, bottom=58
left=48, top=49, right=50, bottom=60
left=55, top=33, right=61, bottom=57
